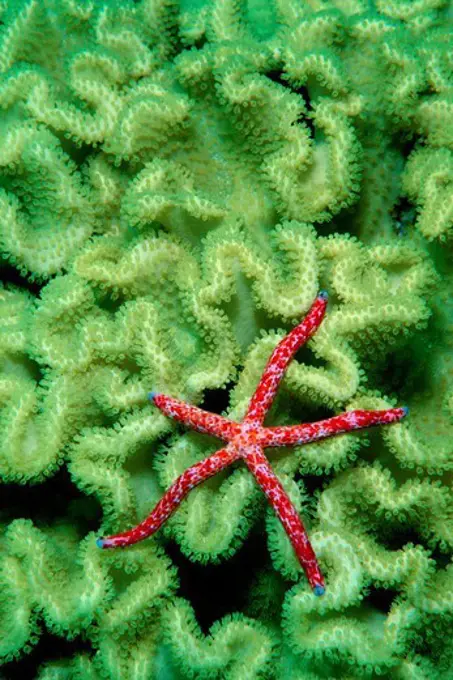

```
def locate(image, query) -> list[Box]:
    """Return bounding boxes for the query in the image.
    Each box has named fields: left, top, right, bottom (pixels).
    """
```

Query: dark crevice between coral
left=0, top=467, right=102, bottom=536
left=115, top=355, right=143, bottom=377
left=243, top=565, right=287, bottom=624
left=429, top=545, right=452, bottom=570
left=296, top=110, right=316, bottom=139
left=165, top=526, right=270, bottom=635
left=426, top=238, right=452, bottom=277
left=294, top=471, right=332, bottom=498
left=295, top=86, right=313, bottom=113
left=377, top=522, right=453, bottom=572
left=265, top=72, right=316, bottom=139
left=373, top=522, right=430, bottom=554
left=198, top=380, right=236, bottom=415
left=1, top=633, right=93, bottom=680
left=56, top=132, right=94, bottom=167
left=366, top=338, right=430, bottom=404
left=276, top=388, right=333, bottom=427
left=264, top=69, right=289, bottom=89
left=293, top=342, right=326, bottom=370
left=13, top=355, right=45, bottom=386
left=391, top=195, right=417, bottom=237
left=94, top=289, right=127, bottom=314
left=0, top=260, right=45, bottom=296
left=364, top=585, right=398, bottom=614
left=265, top=72, right=313, bottom=108
left=398, top=133, right=418, bottom=160
left=294, top=86, right=316, bottom=139
left=186, top=35, right=208, bottom=51
left=313, top=203, right=354, bottom=235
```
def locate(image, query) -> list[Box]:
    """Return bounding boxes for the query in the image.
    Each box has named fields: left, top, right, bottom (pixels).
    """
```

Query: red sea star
left=96, top=292, right=408, bottom=596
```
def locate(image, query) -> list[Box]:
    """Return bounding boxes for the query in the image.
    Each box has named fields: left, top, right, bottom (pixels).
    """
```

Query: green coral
left=0, top=0, right=453, bottom=677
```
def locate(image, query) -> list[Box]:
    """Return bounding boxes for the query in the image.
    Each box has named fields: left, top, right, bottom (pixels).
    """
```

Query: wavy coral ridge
left=0, top=0, right=452, bottom=677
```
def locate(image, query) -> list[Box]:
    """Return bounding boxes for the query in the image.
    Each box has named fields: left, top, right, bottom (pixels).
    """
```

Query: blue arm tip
left=314, top=585, right=325, bottom=596
left=318, top=290, right=328, bottom=301
left=96, top=537, right=104, bottom=549
left=148, top=391, right=157, bottom=402
left=402, top=406, right=409, bottom=417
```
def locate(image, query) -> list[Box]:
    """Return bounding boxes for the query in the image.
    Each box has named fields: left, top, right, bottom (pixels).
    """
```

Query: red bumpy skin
left=97, top=291, right=409, bottom=596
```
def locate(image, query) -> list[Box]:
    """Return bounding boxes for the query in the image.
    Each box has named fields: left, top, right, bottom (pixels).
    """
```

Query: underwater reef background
left=0, top=0, right=453, bottom=677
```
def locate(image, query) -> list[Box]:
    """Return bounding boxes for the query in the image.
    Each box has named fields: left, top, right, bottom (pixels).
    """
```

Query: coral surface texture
left=0, top=0, right=452, bottom=678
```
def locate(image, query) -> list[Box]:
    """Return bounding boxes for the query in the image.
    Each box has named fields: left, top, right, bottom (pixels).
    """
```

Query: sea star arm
left=263, top=406, right=409, bottom=447
left=242, top=443, right=325, bottom=594
left=96, top=446, right=240, bottom=549
left=149, top=392, right=240, bottom=441
left=245, top=291, right=328, bottom=424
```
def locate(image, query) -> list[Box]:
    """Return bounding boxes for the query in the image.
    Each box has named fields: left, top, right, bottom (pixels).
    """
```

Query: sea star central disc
left=97, top=292, right=408, bottom=596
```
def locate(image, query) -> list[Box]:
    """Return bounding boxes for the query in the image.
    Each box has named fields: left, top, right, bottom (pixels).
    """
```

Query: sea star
left=96, top=291, right=408, bottom=596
